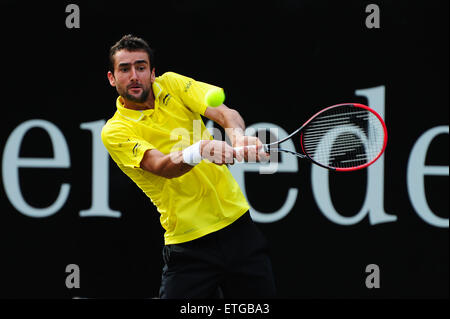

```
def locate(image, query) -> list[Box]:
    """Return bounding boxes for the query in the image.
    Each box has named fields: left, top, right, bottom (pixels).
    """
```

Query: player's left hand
left=234, top=136, right=270, bottom=163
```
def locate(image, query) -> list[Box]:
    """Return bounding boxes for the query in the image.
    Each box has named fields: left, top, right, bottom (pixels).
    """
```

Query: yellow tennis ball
left=205, top=87, right=225, bottom=107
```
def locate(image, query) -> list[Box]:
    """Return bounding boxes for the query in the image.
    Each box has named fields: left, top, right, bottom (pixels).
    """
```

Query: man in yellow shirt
left=102, top=34, right=276, bottom=298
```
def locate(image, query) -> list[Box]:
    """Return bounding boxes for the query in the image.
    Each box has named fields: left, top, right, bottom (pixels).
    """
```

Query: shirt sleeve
left=160, top=72, right=223, bottom=115
left=101, top=122, right=156, bottom=169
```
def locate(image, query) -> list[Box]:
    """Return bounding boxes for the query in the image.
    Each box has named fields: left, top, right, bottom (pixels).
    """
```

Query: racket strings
left=301, top=106, right=385, bottom=169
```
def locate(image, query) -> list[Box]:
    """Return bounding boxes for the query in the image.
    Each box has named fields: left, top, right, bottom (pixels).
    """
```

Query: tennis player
left=102, top=35, right=276, bottom=298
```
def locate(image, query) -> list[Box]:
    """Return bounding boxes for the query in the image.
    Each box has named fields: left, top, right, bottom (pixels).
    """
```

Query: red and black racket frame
left=265, top=103, right=388, bottom=172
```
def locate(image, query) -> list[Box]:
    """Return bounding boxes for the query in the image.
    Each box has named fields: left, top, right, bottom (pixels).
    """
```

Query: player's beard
left=119, top=84, right=151, bottom=103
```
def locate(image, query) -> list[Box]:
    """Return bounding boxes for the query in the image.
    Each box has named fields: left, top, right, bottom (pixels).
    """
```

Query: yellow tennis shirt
left=101, top=72, right=250, bottom=245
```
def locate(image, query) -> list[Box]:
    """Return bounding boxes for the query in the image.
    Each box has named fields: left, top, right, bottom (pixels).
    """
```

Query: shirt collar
left=115, top=81, right=164, bottom=121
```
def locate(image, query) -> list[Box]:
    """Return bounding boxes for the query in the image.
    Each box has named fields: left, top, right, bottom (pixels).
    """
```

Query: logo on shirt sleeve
left=184, top=80, right=192, bottom=92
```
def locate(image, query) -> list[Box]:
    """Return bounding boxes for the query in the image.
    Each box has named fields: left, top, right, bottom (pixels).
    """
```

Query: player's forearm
left=222, top=109, right=246, bottom=146
left=141, top=150, right=194, bottom=179
left=162, top=152, right=196, bottom=178
left=141, top=140, right=234, bottom=178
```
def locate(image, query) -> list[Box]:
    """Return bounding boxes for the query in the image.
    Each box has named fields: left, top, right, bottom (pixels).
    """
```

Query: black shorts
left=159, top=212, right=276, bottom=299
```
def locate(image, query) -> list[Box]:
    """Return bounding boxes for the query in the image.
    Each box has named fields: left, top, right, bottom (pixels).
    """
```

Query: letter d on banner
left=311, top=86, right=397, bottom=225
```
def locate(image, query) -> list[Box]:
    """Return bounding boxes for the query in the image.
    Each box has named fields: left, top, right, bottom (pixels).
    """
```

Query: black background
left=0, top=0, right=448, bottom=299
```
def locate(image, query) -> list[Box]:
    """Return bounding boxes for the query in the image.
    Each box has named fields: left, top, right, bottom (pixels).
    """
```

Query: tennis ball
left=205, top=87, right=225, bottom=107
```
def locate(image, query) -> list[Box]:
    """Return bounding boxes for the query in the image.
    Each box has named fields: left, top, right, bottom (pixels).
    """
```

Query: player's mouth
left=128, top=84, right=143, bottom=93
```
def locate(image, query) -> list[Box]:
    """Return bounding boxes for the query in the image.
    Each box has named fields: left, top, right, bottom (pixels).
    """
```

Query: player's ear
left=150, top=68, right=156, bottom=83
left=107, top=71, right=116, bottom=87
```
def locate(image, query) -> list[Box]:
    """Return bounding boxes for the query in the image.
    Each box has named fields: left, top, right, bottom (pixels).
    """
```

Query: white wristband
left=182, top=141, right=203, bottom=166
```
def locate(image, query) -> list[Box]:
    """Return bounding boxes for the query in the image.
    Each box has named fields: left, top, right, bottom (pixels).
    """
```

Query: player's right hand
left=200, top=140, right=235, bottom=165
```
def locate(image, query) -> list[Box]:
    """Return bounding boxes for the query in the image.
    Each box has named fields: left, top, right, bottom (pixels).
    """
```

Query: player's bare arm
left=140, top=140, right=236, bottom=179
left=204, top=104, right=267, bottom=162
left=140, top=149, right=193, bottom=179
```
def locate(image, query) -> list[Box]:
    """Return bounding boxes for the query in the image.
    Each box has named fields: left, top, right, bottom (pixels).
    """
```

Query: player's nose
left=129, top=67, right=138, bottom=80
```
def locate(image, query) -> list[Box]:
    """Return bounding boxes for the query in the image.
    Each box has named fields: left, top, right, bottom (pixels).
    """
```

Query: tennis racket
left=235, top=103, right=387, bottom=172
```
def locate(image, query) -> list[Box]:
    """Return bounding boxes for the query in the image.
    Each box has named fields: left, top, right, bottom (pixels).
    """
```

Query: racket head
left=300, top=103, right=387, bottom=171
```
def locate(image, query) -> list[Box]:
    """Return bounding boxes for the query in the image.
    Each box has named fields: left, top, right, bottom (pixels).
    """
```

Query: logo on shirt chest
left=132, top=142, right=140, bottom=157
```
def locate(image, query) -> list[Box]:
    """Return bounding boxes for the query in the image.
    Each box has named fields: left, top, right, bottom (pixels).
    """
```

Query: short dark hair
left=109, top=34, right=155, bottom=72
